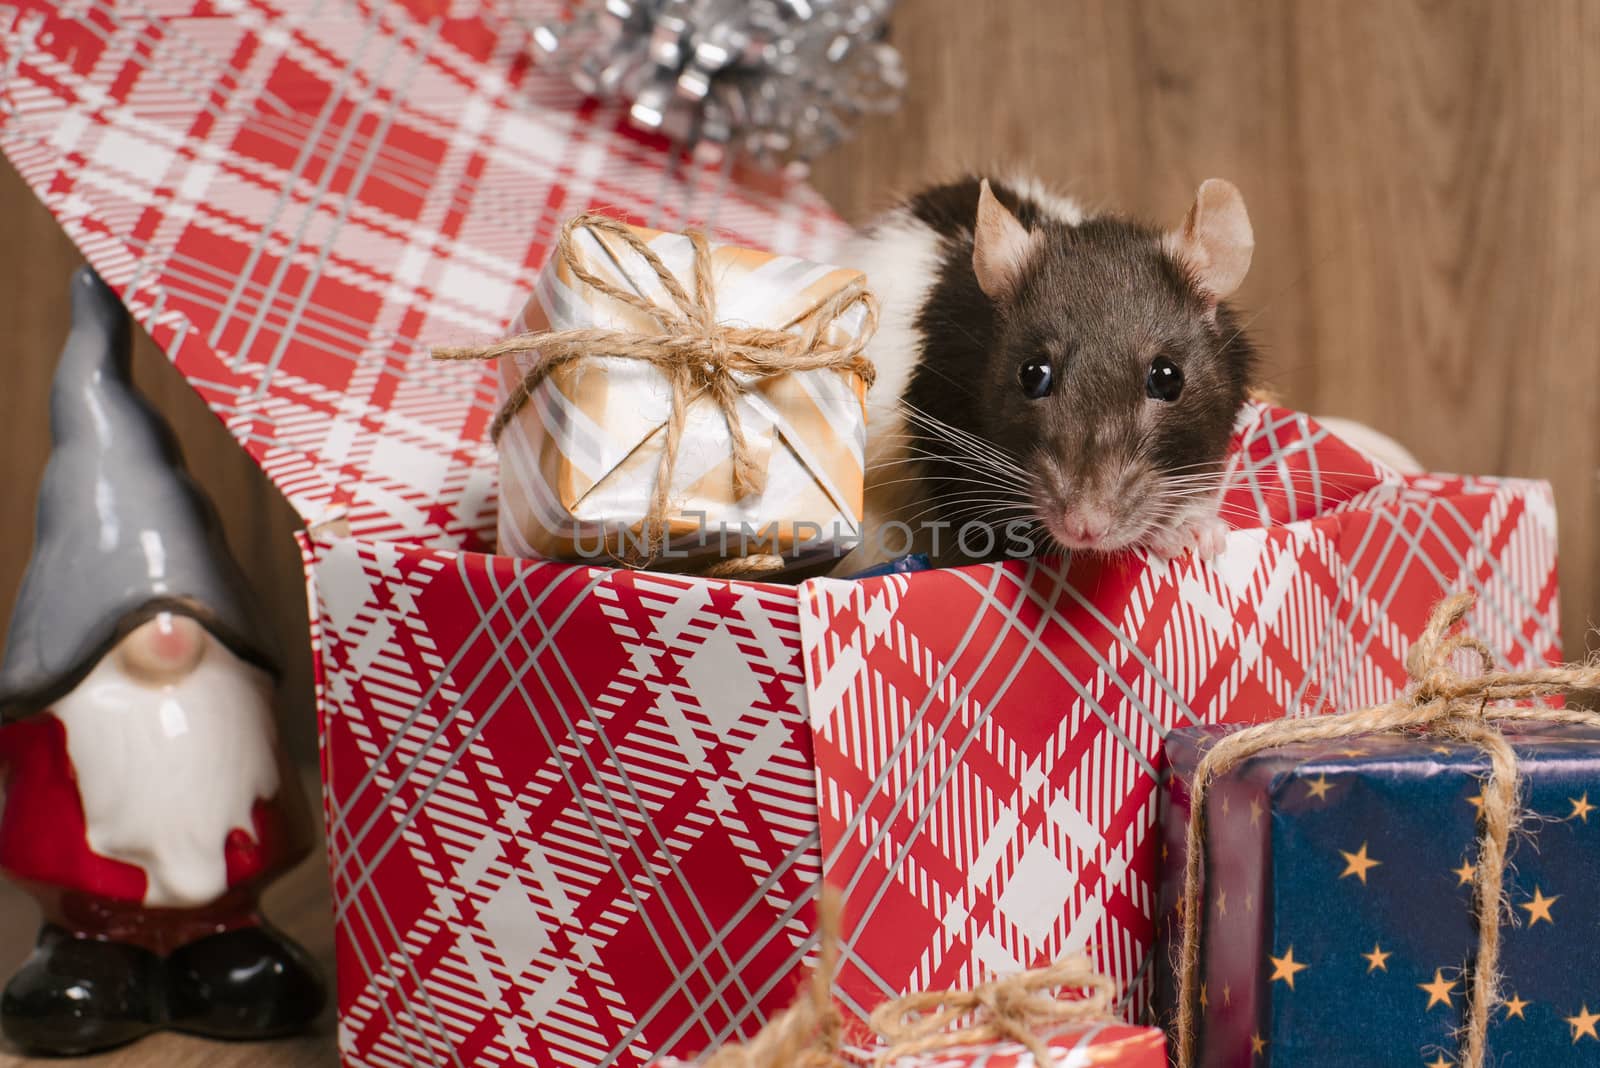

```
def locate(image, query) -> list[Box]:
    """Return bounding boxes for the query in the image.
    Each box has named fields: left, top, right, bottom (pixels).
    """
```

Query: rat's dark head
left=966, top=178, right=1257, bottom=555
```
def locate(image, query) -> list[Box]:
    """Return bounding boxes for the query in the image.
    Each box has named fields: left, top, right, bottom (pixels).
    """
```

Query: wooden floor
left=3, top=1, right=1600, bottom=1065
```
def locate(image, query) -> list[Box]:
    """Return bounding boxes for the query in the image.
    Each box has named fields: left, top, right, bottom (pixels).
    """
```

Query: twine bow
left=1175, top=591, right=1600, bottom=1068
left=700, top=891, right=1119, bottom=1068
left=868, top=957, right=1116, bottom=1068
left=434, top=213, right=878, bottom=563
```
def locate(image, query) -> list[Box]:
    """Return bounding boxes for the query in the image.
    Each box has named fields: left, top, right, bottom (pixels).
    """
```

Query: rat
left=831, top=174, right=1258, bottom=572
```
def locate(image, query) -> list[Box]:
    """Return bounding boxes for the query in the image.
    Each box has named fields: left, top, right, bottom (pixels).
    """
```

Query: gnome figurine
left=0, top=269, right=323, bottom=1054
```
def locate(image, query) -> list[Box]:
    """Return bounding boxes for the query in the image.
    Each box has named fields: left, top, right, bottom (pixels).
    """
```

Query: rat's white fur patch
left=834, top=177, right=1085, bottom=440
left=828, top=178, right=1087, bottom=572
left=994, top=173, right=1086, bottom=226
left=831, top=211, right=942, bottom=572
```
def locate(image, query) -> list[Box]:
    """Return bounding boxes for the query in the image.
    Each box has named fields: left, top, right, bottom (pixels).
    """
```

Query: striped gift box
left=496, top=222, right=871, bottom=572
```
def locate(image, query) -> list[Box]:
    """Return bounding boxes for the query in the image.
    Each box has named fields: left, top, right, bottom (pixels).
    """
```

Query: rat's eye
left=1146, top=355, right=1184, bottom=402
left=1018, top=358, right=1054, bottom=399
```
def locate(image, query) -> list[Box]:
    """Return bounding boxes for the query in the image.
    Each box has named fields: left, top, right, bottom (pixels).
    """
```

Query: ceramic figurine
left=0, top=268, right=324, bottom=1054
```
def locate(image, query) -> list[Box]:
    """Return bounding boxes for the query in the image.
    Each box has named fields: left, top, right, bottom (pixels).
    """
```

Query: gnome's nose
left=119, top=612, right=207, bottom=686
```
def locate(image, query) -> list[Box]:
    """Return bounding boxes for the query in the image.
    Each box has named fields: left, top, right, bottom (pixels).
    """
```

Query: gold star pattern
left=1244, top=890, right=1255, bottom=913
left=1305, top=775, right=1335, bottom=802
left=1419, top=969, right=1456, bottom=1010
left=1340, top=842, right=1382, bottom=884
left=1221, top=794, right=1231, bottom=816
left=1200, top=983, right=1208, bottom=1009
left=1269, top=947, right=1309, bottom=988
left=1521, top=887, right=1559, bottom=926
left=1467, top=791, right=1485, bottom=811
left=1423, top=1055, right=1454, bottom=1068
left=1503, top=993, right=1530, bottom=1020
left=1452, top=860, right=1476, bottom=886
left=1431, top=744, right=1453, bottom=755
left=1249, top=797, right=1263, bottom=827
left=1216, top=889, right=1228, bottom=916
left=1223, top=983, right=1232, bottom=1006
left=1570, top=793, right=1595, bottom=823
left=1338, top=746, right=1367, bottom=758
left=1250, top=1033, right=1268, bottom=1056
left=1362, top=943, right=1391, bottom=973
left=1567, top=1005, right=1600, bottom=1043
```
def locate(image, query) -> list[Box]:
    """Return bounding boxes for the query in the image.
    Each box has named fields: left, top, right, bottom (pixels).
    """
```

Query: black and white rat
left=833, top=174, right=1258, bottom=572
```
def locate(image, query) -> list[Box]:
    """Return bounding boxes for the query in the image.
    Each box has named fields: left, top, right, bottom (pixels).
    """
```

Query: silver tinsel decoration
left=531, top=0, right=906, bottom=174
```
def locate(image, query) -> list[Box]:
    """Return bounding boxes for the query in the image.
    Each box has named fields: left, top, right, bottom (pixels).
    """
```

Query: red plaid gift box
left=0, top=4, right=1562, bottom=1068
left=856, top=1024, right=1167, bottom=1068
left=651, top=1022, right=1167, bottom=1068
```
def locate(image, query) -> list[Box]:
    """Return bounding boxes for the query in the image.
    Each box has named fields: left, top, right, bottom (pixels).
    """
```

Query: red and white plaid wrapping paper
left=801, top=406, right=1560, bottom=1020
left=0, top=5, right=1562, bottom=1068
left=0, top=0, right=842, bottom=551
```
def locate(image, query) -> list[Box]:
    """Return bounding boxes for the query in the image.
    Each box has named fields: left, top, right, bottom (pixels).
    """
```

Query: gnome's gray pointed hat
left=0, top=268, right=281, bottom=721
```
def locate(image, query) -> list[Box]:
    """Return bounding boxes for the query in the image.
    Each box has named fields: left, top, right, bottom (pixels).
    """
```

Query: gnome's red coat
left=0, top=712, right=305, bottom=906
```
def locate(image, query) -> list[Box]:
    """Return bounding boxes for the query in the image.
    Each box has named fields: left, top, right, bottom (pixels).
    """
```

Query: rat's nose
left=1065, top=509, right=1112, bottom=545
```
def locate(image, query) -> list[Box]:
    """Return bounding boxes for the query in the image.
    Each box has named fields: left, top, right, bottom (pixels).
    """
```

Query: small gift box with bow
left=652, top=899, right=1167, bottom=1068
left=1152, top=594, right=1600, bottom=1068
left=439, top=213, right=877, bottom=577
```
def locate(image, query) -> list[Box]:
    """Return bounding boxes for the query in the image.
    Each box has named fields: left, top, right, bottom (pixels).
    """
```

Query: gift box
left=644, top=945, right=1168, bottom=1068
left=654, top=1023, right=1167, bottom=1068
left=1153, top=719, right=1600, bottom=1066
left=293, top=409, right=1564, bottom=1068
left=490, top=216, right=875, bottom=573
left=0, top=5, right=1565, bottom=1068
left=866, top=1024, right=1166, bottom=1068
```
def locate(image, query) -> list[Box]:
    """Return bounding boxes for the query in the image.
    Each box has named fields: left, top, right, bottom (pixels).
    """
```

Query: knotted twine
left=700, top=890, right=1118, bottom=1068
left=434, top=214, right=879, bottom=565
left=1175, top=592, right=1600, bottom=1068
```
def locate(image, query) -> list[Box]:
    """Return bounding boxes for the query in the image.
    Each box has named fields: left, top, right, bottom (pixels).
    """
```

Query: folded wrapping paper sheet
left=496, top=222, right=872, bottom=569
left=0, top=0, right=848, bottom=550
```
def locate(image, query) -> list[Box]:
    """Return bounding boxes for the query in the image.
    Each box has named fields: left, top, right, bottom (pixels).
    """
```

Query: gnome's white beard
left=54, top=635, right=282, bottom=909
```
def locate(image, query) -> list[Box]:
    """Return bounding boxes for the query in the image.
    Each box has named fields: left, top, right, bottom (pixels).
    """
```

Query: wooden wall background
left=4, top=0, right=1599, bottom=773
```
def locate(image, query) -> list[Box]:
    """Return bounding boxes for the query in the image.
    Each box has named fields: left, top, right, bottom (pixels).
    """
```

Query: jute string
left=1175, top=591, right=1600, bottom=1068
left=701, top=891, right=1118, bottom=1068
left=434, top=214, right=879, bottom=563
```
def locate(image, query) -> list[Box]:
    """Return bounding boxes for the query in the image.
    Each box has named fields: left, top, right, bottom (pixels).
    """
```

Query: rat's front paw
left=1191, top=514, right=1230, bottom=560
left=1147, top=513, right=1229, bottom=563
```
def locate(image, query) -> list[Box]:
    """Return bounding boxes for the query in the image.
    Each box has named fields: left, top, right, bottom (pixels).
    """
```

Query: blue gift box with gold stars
left=1151, top=722, right=1600, bottom=1067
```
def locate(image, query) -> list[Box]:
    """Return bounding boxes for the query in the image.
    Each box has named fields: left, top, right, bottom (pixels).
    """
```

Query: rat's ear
left=1166, top=178, right=1254, bottom=301
left=973, top=178, right=1038, bottom=301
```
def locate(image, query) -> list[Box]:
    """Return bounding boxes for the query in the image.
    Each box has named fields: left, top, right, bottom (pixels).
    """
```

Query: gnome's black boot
left=0, top=924, right=162, bottom=1054
left=165, top=925, right=324, bottom=1040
